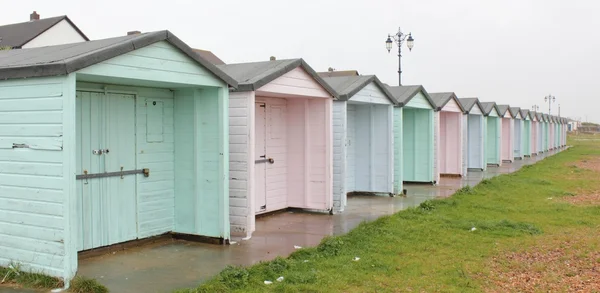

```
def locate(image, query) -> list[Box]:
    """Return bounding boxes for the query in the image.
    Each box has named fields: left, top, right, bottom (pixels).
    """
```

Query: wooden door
left=486, top=118, right=498, bottom=164
left=254, top=103, right=267, bottom=213
left=514, top=120, right=522, bottom=157
left=76, top=91, right=137, bottom=251
left=467, top=115, right=482, bottom=169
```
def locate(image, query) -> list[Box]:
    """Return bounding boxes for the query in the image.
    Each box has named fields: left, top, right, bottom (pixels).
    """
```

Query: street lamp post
left=386, top=27, right=414, bottom=86
left=532, top=105, right=540, bottom=112
left=544, top=94, right=556, bottom=115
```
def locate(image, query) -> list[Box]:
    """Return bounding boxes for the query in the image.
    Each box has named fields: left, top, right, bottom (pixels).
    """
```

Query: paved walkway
left=0, top=149, right=561, bottom=293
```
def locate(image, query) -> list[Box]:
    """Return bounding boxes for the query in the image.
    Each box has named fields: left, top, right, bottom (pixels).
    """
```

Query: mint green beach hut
left=520, top=109, right=532, bottom=157
left=542, top=114, right=550, bottom=151
left=0, top=31, right=237, bottom=284
left=387, top=85, right=437, bottom=189
left=480, top=102, right=502, bottom=166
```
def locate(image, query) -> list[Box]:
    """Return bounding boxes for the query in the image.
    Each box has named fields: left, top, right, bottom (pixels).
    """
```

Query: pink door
left=255, top=103, right=267, bottom=213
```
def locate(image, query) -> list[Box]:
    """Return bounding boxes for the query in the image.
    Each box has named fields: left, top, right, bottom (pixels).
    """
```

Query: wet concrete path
left=66, top=149, right=560, bottom=293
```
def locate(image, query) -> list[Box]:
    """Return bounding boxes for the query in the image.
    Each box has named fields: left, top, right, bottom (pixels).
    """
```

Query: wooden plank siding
left=0, top=76, right=69, bottom=277
left=405, top=91, right=433, bottom=109
left=332, top=101, right=347, bottom=212
left=228, top=91, right=255, bottom=236
left=77, top=41, right=224, bottom=88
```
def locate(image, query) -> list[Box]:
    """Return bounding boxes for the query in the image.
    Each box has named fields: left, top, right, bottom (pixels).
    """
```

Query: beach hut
left=459, top=98, right=486, bottom=171
left=430, top=92, right=466, bottom=177
left=563, top=118, right=568, bottom=146
left=542, top=114, right=550, bottom=151
left=530, top=111, right=538, bottom=155
left=320, top=74, right=396, bottom=212
left=387, top=85, right=437, bottom=185
left=0, top=31, right=237, bottom=283
left=217, top=59, right=337, bottom=237
left=480, top=102, right=502, bottom=166
left=509, top=107, right=529, bottom=160
left=520, top=109, right=532, bottom=157
left=496, top=105, right=514, bottom=163
left=548, top=115, right=556, bottom=150
left=536, top=113, right=544, bottom=153
left=554, top=116, right=562, bottom=148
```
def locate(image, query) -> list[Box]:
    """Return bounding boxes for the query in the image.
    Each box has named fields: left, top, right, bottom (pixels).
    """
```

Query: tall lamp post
left=532, top=105, right=540, bottom=112
left=386, top=27, right=414, bottom=86
left=544, top=94, right=556, bottom=115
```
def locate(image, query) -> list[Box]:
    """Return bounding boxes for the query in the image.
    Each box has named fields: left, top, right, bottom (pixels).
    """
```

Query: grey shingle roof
left=318, top=70, right=360, bottom=77
left=218, top=59, right=336, bottom=95
left=536, top=113, right=544, bottom=121
left=542, top=114, right=549, bottom=122
left=0, top=16, right=89, bottom=48
left=479, top=102, right=499, bottom=116
left=496, top=105, right=510, bottom=117
left=0, top=30, right=237, bottom=87
left=509, top=107, right=521, bottom=118
left=458, top=97, right=484, bottom=114
left=429, top=92, right=465, bottom=112
left=320, top=75, right=395, bottom=103
left=520, top=109, right=531, bottom=120
left=385, top=85, right=436, bottom=108
left=194, top=49, right=225, bottom=65
left=217, top=59, right=336, bottom=95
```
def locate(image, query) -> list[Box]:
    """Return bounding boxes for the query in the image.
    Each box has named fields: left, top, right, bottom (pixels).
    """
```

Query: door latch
left=92, top=149, right=103, bottom=155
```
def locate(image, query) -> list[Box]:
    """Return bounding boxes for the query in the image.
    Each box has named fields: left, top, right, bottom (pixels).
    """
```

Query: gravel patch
left=485, top=235, right=600, bottom=292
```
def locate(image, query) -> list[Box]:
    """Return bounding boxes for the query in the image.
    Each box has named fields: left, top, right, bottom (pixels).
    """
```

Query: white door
left=255, top=103, right=267, bottom=213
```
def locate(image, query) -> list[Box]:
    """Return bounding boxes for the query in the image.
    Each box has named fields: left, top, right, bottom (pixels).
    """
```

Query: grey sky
left=2, top=0, right=597, bottom=122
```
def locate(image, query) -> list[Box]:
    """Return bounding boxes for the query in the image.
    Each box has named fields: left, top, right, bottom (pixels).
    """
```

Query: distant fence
left=577, top=126, right=600, bottom=133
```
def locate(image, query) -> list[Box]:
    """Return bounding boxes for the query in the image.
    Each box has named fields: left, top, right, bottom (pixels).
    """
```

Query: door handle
left=255, top=158, right=275, bottom=164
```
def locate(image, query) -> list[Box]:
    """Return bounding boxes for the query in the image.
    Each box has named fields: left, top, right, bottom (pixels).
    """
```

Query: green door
left=402, top=108, right=432, bottom=182
left=486, top=117, right=499, bottom=165
left=76, top=91, right=137, bottom=251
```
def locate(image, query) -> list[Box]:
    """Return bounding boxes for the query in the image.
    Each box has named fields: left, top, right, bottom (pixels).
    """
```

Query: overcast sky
left=3, top=0, right=597, bottom=122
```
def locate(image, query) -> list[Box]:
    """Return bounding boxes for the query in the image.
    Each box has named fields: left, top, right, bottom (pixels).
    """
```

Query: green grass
left=0, top=263, right=107, bottom=293
left=0, top=263, right=63, bottom=289
left=178, top=135, right=600, bottom=292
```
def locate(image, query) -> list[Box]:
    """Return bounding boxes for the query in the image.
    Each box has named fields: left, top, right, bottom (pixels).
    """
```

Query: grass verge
left=177, top=134, right=600, bottom=292
left=0, top=263, right=108, bottom=293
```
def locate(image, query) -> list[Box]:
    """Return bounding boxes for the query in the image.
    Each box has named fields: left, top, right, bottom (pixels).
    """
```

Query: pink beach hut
left=218, top=58, right=337, bottom=238
left=530, top=111, right=539, bottom=155
left=496, top=105, right=514, bottom=163
left=430, top=92, right=466, bottom=177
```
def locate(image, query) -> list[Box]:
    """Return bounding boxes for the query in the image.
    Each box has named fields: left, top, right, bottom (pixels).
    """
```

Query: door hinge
left=260, top=104, right=266, bottom=108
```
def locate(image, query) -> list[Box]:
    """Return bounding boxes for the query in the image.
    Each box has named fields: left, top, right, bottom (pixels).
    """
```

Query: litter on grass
left=264, top=281, right=273, bottom=285
left=276, top=276, right=284, bottom=282
left=353, top=257, right=360, bottom=261
left=470, top=227, right=477, bottom=231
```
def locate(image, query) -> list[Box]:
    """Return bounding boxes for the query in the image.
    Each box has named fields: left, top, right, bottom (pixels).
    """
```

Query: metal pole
left=398, top=36, right=402, bottom=86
